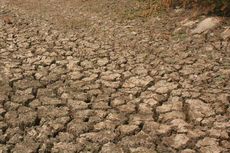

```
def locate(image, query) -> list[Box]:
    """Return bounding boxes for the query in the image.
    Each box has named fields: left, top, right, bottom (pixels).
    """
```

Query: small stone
left=191, top=17, right=222, bottom=34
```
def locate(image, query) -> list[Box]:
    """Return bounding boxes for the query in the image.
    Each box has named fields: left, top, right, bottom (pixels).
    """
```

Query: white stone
left=191, top=17, right=222, bottom=34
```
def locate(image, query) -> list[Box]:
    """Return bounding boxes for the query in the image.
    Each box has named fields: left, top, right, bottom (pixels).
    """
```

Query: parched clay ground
left=0, top=0, right=230, bottom=153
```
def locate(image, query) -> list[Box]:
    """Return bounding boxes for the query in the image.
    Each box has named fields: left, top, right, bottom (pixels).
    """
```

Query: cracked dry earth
left=0, top=0, right=230, bottom=153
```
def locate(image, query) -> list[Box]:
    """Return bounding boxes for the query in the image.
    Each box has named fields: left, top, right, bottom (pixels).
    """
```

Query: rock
left=221, top=28, right=230, bottom=39
left=191, top=17, right=222, bottom=34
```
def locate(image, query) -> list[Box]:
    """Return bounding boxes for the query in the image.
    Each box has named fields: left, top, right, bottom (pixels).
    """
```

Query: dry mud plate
left=0, top=0, right=230, bottom=153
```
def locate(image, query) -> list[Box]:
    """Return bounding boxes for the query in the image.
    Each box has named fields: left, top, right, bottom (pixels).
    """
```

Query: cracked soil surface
left=0, top=0, right=230, bottom=152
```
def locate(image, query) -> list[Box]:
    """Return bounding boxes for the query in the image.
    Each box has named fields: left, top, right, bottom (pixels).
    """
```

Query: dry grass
left=152, top=0, right=230, bottom=16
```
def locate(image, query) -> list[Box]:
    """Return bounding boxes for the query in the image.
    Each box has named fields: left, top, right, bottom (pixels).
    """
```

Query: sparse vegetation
left=148, top=0, right=230, bottom=16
